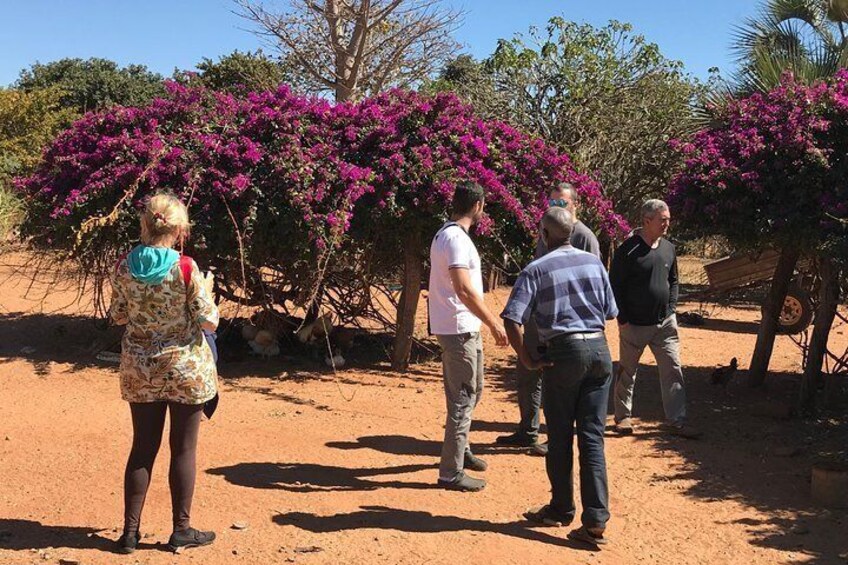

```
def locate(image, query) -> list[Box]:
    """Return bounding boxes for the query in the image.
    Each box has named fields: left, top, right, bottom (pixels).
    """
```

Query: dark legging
left=124, top=402, right=204, bottom=534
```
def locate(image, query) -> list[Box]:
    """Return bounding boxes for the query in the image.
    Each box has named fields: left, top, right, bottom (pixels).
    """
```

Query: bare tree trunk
left=484, top=262, right=500, bottom=292
left=748, top=246, right=800, bottom=387
left=823, top=262, right=844, bottom=410
left=800, top=258, right=839, bottom=413
left=391, top=232, right=423, bottom=371
left=598, top=231, right=613, bottom=269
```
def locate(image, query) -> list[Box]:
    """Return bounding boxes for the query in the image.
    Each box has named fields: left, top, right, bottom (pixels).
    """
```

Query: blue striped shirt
left=501, top=246, right=619, bottom=342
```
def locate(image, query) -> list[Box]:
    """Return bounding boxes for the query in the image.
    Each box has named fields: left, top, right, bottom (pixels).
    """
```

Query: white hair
left=541, top=206, right=575, bottom=242
left=641, top=199, right=669, bottom=222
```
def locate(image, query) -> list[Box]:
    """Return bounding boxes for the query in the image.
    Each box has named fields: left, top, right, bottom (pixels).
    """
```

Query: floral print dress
left=110, top=257, right=219, bottom=405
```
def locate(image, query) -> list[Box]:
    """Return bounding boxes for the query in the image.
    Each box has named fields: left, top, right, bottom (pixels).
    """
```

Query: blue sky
left=0, top=0, right=758, bottom=86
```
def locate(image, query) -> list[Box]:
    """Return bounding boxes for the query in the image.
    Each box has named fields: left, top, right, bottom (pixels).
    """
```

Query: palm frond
left=730, top=0, right=848, bottom=93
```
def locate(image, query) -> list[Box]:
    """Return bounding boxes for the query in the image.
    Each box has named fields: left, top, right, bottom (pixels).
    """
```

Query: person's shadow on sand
left=208, top=461, right=437, bottom=492
left=0, top=519, right=169, bottom=554
left=273, top=506, right=599, bottom=552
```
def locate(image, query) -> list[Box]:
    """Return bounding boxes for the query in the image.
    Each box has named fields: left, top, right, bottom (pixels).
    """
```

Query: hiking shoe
left=523, top=504, right=573, bottom=527
left=613, top=418, right=634, bottom=435
left=464, top=451, right=488, bottom=472
left=529, top=442, right=548, bottom=456
left=116, top=531, right=140, bottom=554
left=495, top=432, right=537, bottom=447
left=661, top=422, right=702, bottom=439
left=168, top=528, right=216, bottom=552
left=437, top=472, right=486, bottom=492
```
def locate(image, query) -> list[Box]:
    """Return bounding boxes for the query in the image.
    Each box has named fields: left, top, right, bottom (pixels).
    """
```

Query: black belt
left=548, top=331, right=604, bottom=343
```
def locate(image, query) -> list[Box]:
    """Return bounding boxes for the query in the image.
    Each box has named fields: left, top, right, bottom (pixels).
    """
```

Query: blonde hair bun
left=141, top=193, right=190, bottom=246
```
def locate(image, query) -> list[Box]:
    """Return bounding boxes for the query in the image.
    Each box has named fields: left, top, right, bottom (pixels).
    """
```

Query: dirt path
left=1, top=254, right=846, bottom=565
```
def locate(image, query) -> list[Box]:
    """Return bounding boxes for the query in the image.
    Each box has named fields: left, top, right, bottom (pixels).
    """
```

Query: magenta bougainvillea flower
left=667, top=70, right=848, bottom=251
left=16, top=82, right=627, bottom=304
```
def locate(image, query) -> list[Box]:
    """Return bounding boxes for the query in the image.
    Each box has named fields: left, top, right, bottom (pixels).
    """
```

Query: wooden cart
left=702, top=249, right=814, bottom=334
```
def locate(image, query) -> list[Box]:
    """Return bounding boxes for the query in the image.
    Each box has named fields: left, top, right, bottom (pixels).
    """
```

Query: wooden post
left=748, top=246, right=800, bottom=386
left=391, top=232, right=423, bottom=371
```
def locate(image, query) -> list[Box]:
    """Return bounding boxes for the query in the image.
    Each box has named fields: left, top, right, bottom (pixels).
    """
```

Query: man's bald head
left=541, top=206, right=575, bottom=249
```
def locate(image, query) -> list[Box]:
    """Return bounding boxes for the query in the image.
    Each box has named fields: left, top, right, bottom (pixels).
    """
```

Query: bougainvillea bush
left=667, top=70, right=848, bottom=253
left=16, top=82, right=626, bottom=323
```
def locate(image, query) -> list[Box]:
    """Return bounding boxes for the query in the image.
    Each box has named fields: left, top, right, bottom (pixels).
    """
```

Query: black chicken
left=711, top=357, right=738, bottom=389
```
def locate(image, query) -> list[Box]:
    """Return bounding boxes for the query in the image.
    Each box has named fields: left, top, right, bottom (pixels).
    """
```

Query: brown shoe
left=613, top=418, right=634, bottom=435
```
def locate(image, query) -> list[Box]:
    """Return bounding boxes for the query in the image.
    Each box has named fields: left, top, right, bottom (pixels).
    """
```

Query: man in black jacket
left=609, top=199, right=699, bottom=438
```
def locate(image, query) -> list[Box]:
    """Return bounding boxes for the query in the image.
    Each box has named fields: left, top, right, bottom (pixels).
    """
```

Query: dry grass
left=678, top=255, right=709, bottom=286
left=0, top=184, right=23, bottom=241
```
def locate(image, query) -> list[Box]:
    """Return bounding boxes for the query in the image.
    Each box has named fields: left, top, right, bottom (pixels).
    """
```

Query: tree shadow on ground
left=685, top=317, right=762, bottom=335
left=679, top=284, right=768, bottom=310
left=325, top=434, right=516, bottom=457
left=0, top=519, right=167, bottom=554
left=272, top=505, right=597, bottom=551
left=0, top=311, right=444, bottom=398
left=0, top=312, right=120, bottom=373
left=623, top=363, right=848, bottom=564
left=207, top=461, right=437, bottom=492
left=482, top=360, right=521, bottom=401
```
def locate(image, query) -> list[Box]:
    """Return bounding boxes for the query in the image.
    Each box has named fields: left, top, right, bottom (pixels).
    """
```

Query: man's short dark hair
left=451, top=182, right=485, bottom=216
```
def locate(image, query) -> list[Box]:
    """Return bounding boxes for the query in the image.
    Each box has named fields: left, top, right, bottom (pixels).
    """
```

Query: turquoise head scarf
left=127, top=245, right=180, bottom=285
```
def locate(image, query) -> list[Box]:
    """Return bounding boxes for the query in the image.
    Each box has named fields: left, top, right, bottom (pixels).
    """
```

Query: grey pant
left=437, top=332, right=484, bottom=481
left=515, top=321, right=543, bottom=439
left=614, top=314, right=687, bottom=425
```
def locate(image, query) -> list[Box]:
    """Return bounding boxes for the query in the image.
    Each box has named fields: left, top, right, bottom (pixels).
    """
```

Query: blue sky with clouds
left=0, top=0, right=759, bottom=86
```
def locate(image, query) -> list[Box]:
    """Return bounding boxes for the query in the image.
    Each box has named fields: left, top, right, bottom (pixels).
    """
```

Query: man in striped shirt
left=501, top=207, right=617, bottom=548
left=497, top=183, right=601, bottom=456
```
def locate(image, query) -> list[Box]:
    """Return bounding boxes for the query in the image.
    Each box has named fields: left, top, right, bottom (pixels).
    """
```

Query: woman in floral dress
left=109, top=193, right=218, bottom=554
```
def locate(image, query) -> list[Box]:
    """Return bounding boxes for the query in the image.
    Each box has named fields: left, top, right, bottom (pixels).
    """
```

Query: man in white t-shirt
left=429, top=182, right=508, bottom=492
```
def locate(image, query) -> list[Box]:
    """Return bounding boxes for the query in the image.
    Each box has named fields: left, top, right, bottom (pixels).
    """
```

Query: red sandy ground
left=1, top=252, right=846, bottom=565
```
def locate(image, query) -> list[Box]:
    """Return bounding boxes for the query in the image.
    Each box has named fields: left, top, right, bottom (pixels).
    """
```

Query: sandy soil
left=1, top=252, right=846, bottom=565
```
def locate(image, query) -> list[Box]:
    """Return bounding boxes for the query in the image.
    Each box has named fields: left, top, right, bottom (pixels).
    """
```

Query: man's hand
left=489, top=323, right=508, bottom=347
left=519, top=350, right=553, bottom=371
left=504, top=319, right=552, bottom=369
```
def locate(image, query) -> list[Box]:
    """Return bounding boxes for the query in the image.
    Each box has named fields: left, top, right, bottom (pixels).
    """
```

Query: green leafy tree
left=178, top=50, right=292, bottom=93
left=0, top=87, right=75, bottom=237
left=0, top=87, right=76, bottom=181
left=434, top=19, right=703, bottom=226
left=16, top=58, right=165, bottom=114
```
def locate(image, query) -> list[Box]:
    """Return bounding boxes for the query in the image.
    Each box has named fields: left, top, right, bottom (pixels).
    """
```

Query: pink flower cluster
left=668, top=71, right=848, bottom=248
left=17, top=82, right=626, bottom=271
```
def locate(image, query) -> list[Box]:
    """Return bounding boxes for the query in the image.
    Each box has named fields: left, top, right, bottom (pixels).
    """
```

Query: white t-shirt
left=428, top=222, right=484, bottom=335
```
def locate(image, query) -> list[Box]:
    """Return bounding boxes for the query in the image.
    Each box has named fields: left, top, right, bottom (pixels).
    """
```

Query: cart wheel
left=778, top=286, right=814, bottom=334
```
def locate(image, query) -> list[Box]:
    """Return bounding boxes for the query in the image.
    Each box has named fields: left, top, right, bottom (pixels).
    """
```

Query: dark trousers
left=124, top=402, right=204, bottom=534
left=515, top=321, right=543, bottom=439
left=543, top=335, right=612, bottom=528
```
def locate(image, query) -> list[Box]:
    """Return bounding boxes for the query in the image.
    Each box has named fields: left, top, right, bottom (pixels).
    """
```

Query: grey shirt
left=535, top=220, right=601, bottom=260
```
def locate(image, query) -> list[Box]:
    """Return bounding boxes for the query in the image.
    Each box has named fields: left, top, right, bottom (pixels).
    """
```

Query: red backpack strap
left=114, top=251, right=129, bottom=275
left=179, top=255, right=193, bottom=288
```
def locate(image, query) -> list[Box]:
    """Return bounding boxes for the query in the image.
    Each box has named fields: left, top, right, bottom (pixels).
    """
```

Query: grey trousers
left=515, top=321, right=543, bottom=439
left=614, top=314, right=687, bottom=425
left=437, top=332, right=484, bottom=481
